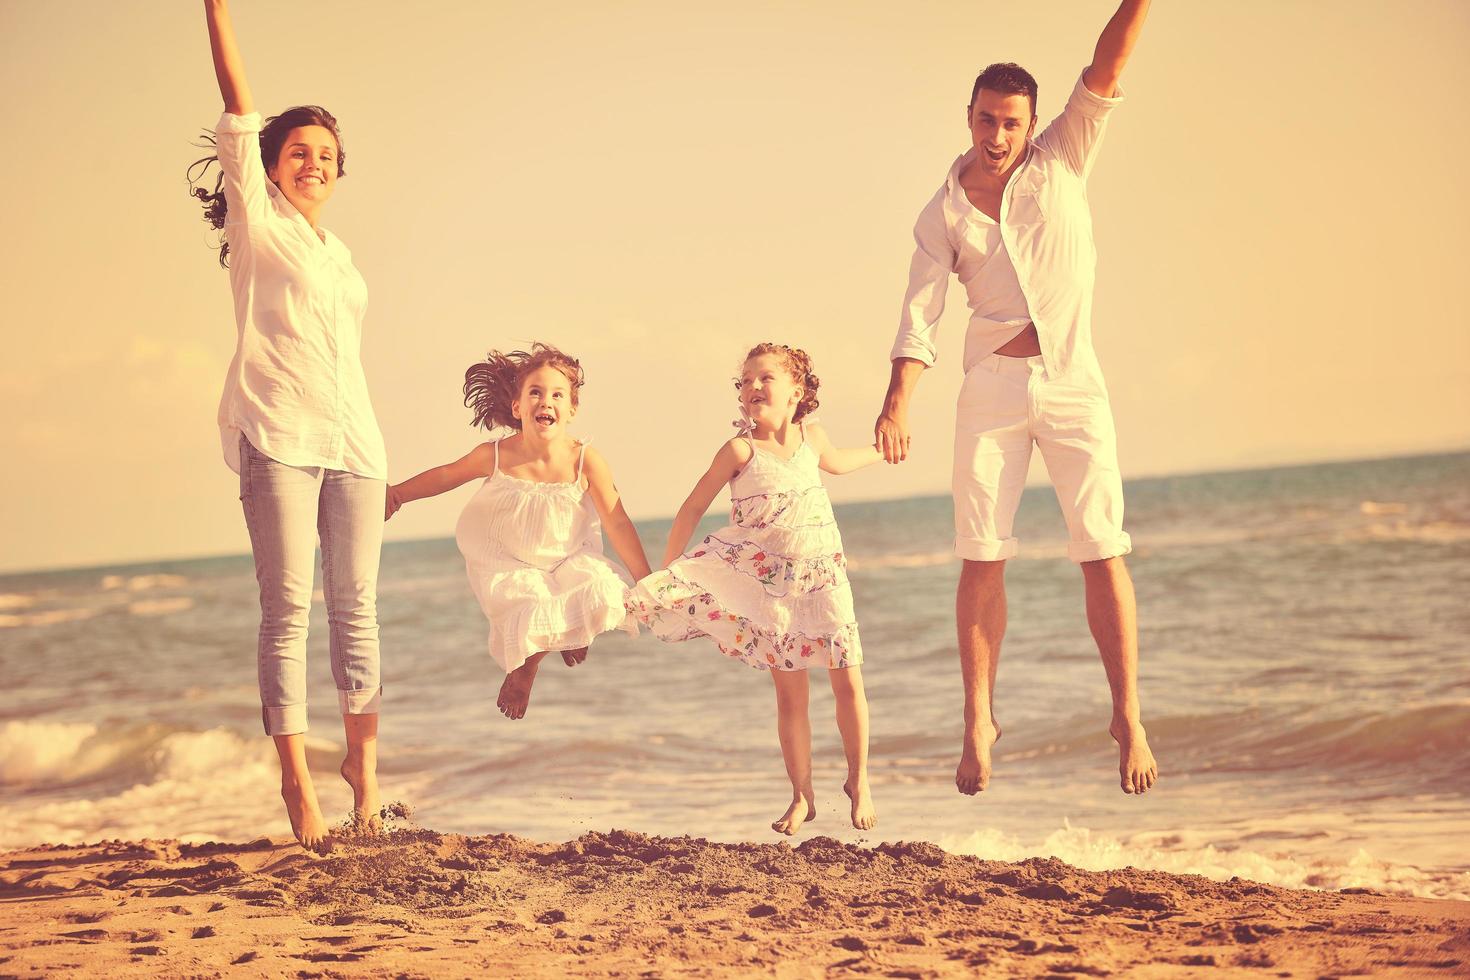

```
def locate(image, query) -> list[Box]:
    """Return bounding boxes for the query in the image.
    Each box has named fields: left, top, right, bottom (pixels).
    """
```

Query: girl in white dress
left=386, top=344, right=650, bottom=719
left=626, top=344, right=883, bottom=834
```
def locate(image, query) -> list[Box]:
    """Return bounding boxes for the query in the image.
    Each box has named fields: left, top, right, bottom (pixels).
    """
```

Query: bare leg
left=955, top=559, right=1006, bottom=795
left=498, top=651, right=549, bottom=720
left=829, top=665, right=876, bottom=830
left=560, top=646, right=588, bottom=667
left=339, top=712, right=382, bottom=833
left=1081, top=556, right=1158, bottom=794
left=273, top=734, right=331, bottom=854
left=770, top=670, right=815, bottom=835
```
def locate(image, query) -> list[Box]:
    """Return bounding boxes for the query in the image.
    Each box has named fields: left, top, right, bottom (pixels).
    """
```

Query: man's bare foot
left=281, top=778, right=332, bottom=854
left=340, top=755, right=382, bottom=833
left=771, top=792, right=816, bottom=836
left=498, top=652, right=547, bottom=720
left=1110, top=719, right=1158, bottom=795
left=956, top=717, right=1001, bottom=795
left=560, top=647, right=588, bottom=667
left=843, top=775, right=877, bottom=831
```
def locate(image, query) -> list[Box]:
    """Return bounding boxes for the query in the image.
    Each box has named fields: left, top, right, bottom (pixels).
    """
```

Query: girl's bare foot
left=771, top=792, right=816, bottom=836
left=1110, top=719, right=1158, bottom=795
left=560, top=647, right=588, bottom=667
left=843, top=775, right=877, bottom=831
left=280, top=777, right=332, bottom=854
left=340, top=755, right=382, bottom=833
left=498, top=652, right=547, bottom=720
left=956, top=717, right=1001, bottom=795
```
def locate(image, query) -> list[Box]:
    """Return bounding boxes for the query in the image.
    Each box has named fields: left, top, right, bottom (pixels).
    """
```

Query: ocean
left=3, top=451, right=1468, bottom=900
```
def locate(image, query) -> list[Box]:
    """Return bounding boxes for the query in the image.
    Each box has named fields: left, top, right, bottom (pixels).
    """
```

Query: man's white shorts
left=952, top=354, right=1131, bottom=563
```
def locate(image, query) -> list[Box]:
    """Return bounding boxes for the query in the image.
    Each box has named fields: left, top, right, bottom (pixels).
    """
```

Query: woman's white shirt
left=212, top=111, right=387, bottom=480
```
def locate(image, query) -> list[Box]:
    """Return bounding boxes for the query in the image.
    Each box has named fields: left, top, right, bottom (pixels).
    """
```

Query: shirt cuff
left=890, top=341, right=936, bottom=367
left=1068, top=69, right=1125, bottom=119
left=215, top=111, right=263, bottom=135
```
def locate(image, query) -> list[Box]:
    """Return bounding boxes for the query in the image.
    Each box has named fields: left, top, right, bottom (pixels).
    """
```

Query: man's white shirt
left=890, top=71, right=1124, bottom=381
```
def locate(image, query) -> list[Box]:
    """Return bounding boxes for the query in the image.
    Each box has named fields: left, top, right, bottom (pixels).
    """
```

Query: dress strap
left=575, top=439, right=591, bottom=480
left=738, top=414, right=757, bottom=451
left=491, top=439, right=499, bottom=477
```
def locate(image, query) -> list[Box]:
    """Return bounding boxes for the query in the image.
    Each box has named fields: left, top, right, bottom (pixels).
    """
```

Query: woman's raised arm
left=204, top=0, right=254, bottom=115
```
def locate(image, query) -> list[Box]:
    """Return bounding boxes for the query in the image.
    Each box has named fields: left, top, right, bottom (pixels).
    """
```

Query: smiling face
left=513, top=365, right=577, bottom=437
left=266, top=125, right=339, bottom=215
left=738, top=353, right=803, bottom=429
left=967, top=89, right=1036, bottom=178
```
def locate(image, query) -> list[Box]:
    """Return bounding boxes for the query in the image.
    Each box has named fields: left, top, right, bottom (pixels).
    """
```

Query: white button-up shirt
left=213, top=111, right=387, bottom=480
left=890, top=71, right=1124, bottom=380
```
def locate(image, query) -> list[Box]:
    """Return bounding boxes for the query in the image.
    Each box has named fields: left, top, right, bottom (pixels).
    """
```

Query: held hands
left=875, top=408, right=911, bottom=464
left=384, top=484, right=405, bottom=521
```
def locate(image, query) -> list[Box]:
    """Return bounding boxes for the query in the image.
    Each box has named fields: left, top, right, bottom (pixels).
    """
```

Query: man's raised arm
left=1085, top=0, right=1152, bottom=98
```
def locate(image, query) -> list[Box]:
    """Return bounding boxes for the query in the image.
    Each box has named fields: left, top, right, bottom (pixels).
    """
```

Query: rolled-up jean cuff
left=954, top=536, right=1019, bottom=562
left=1069, top=534, right=1133, bottom=564
left=263, top=703, right=308, bottom=737
left=339, top=686, right=382, bottom=715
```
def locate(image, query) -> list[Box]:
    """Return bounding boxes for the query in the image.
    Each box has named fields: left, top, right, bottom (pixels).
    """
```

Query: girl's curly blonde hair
left=463, top=343, right=585, bottom=431
left=736, top=343, right=821, bottom=422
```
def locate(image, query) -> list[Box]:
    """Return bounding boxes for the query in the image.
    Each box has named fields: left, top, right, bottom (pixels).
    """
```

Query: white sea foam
left=0, top=607, right=101, bottom=629
left=847, top=551, right=951, bottom=571
left=100, top=573, right=188, bottom=592
left=0, top=593, right=37, bottom=610
left=128, top=597, right=195, bottom=617
left=937, top=821, right=1470, bottom=901
left=0, top=727, right=281, bottom=849
left=1358, top=520, right=1470, bottom=544
left=150, top=729, right=271, bottom=780
left=0, top=721, right=101, bottom=784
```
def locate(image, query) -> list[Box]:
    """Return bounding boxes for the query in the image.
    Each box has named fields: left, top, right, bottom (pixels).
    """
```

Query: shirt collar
left=944, top=143, right=1040, bottom=198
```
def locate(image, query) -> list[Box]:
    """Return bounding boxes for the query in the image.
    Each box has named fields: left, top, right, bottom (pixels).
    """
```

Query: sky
left=1, top=0, right=1467, bottom=574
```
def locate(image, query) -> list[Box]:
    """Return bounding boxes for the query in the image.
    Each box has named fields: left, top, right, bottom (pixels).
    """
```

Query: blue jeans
left=239, top=436, right=385, bottom=736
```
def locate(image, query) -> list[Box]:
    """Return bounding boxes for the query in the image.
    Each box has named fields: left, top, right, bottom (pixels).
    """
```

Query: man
left=874, top=0, right=1159, bottom=797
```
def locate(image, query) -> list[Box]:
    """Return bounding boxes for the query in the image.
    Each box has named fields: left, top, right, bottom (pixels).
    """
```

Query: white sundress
left=455, top=439, right=636, bottom=673
left=627, top=421, right=862, bottom=671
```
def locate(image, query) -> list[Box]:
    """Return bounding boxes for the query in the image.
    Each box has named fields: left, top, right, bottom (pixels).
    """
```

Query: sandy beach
left=2, top=828, right=1465, bottom=978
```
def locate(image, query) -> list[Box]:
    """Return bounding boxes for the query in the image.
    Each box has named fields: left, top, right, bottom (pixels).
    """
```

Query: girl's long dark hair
left=186, top=105, right=346, bottom=268
left=463, top=344, right=586, bottom=432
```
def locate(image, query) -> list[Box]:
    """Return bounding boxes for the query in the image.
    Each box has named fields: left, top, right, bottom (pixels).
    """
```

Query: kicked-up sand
left=2, top=828, right=1466, bottom=977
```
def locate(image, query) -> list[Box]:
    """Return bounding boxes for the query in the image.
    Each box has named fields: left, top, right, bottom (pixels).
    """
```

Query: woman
left=189, top=0, right=386, bottom=852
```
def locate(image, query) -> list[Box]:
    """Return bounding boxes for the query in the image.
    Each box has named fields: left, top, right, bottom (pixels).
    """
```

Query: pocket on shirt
left=1009, top=188, right=1047, bottom=226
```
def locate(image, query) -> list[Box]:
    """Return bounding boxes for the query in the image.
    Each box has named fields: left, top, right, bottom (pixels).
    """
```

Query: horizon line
left=3, top=443, right=1466, bottom=580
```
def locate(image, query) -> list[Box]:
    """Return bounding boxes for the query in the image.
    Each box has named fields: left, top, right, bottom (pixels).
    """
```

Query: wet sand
left=2, top=829, right=1466, bottom=977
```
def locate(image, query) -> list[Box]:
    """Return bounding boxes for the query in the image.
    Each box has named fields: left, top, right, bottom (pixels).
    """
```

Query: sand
left=2, top=828, right=1466, bottom=978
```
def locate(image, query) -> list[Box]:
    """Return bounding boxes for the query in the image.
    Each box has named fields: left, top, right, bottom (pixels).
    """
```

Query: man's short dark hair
left=969, top=62, right=1039, bottom=118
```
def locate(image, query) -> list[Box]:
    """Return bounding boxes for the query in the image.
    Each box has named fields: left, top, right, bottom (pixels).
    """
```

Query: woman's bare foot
left=956, top=716, right=1001, bottom=795
left=771, top=792, right=816, bottom=836
left=280, top=777, right=332, bottom=854
left=560, top=647, right=588, bottom=667
left=340, top=755, right=382, bottom=833
left=843, top=775, right=877, bottom=831
left=1110, top=719, right=1158, bottom=795
left=498, top=652, right=548, bottom=720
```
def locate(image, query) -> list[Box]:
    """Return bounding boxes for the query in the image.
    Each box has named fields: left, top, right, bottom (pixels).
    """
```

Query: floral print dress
left=627, top=423, right=862, bottom=671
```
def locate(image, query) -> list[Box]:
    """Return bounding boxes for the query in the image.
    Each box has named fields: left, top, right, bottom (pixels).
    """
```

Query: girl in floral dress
left=386, top=344, right=650, bottom=720
left=627, top=344, right=882, bottom=834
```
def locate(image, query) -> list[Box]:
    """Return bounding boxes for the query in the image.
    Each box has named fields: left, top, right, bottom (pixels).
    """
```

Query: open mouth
left=533, top=412, right=556, bottom=427
left=983, top=146, right=1007, bottom=163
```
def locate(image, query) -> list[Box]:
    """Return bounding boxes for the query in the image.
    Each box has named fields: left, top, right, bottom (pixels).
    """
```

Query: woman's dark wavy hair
left=735, top=342, right=821, bottom=422
left=463, top=343, right=586, bottom=432
left=186, top=106, right=346, bottom=268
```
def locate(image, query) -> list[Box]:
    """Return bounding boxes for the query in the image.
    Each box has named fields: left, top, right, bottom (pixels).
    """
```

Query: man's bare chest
left=960, top=182, right=1003, bottom=222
